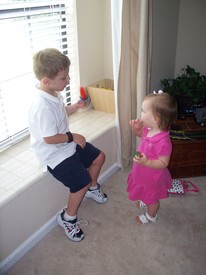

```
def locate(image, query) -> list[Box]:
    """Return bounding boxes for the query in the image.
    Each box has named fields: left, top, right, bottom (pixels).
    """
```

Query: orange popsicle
left=80, top=86, right=90, bottom=102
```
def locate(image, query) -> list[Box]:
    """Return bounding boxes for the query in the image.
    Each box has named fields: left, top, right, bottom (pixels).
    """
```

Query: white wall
left=76, top=0, right=113, bottom=86
left=175, top=0, right=206, bottom=75
left=103, top=0, right=113, bottom=79
left=150, top=0, right=180, bottom=91
left=151, top=0, right=206, bottom=91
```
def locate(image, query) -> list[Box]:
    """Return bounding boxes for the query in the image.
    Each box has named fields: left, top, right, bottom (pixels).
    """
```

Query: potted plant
left=161, top=65, right=206, bottom=116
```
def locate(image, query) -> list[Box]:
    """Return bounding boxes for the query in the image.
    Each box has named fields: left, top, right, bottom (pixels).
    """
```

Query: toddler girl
left=127, top=92, right=177, bottom=224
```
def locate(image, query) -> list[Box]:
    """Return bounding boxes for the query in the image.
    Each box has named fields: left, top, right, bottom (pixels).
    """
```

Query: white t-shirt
left=28, top=88, right=76, bottom=171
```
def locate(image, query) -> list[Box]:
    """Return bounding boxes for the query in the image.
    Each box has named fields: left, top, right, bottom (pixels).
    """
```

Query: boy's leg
left=48, top=155, right=92, bottom=242
left=57, top=184, right=90, bottom=242
left=85, top=151, right=108, bottom=203
left=76, top=144, right=108, bottom=203
left=66, top=184, right=90, bottom=216
left=88, top=151, right=105, bottom=187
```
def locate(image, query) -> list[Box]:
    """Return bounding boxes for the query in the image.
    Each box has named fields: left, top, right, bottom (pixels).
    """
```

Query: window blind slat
left=0, top=0, right=69, bottom=10
left=0, top=5, right=71, bottom=20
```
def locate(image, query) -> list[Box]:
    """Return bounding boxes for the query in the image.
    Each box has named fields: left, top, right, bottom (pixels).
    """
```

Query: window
left=0, top=0, right=79, bottom=151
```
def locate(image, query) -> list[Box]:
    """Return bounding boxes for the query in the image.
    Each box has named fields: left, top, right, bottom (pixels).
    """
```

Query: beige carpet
left=6, top=167, right=206, bottom=275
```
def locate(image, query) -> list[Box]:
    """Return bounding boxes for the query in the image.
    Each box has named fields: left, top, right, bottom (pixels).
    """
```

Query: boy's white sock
left=89, top=185, right=98, bottom=190
left=64, top=211, right=76, bottom=221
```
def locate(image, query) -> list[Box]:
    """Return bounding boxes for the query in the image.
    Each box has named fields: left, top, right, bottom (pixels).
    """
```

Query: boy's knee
left=97, top=151, right=106, bottom=165
left=100, top=151, right=106, bottom=163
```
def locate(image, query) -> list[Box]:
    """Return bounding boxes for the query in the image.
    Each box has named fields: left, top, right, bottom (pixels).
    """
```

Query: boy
left=29, top=48, right=108, bottom=242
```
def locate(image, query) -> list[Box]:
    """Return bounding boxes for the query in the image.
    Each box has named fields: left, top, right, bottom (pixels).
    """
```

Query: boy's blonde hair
left=33, top=48, right=70, bottom=80
left=144, top=93, right=177, bottom=130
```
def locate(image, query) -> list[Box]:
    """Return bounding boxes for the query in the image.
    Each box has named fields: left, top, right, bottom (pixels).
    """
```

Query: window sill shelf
left=0, top=109, right=115, bottom=207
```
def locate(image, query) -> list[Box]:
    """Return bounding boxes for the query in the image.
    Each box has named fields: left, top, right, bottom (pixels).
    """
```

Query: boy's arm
left=65, top=100, right=87, bottom=115
left=43, top=132, right=86, bottom=148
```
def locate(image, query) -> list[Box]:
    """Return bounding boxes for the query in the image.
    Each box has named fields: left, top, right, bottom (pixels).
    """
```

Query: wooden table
left=168, top=117, right=206, bottom=178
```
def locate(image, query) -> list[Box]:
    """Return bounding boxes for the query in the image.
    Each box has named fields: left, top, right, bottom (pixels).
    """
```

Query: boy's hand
left=76, top=99, right=88, bottom=108
left=65, top=99, right=90, bottom=115
left=72, top=133, right=86, bottom=148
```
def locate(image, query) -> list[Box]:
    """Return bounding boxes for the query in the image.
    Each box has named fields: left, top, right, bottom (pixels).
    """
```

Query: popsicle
left=79, top=86, right=90, bottom=102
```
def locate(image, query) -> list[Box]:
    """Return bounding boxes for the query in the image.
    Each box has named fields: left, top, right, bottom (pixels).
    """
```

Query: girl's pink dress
left=127, top=127, right=172, bottom=205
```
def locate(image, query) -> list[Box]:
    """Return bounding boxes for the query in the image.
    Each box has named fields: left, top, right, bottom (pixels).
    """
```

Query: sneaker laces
left=62, top=208, right=89, bottom=227
left=93, top=189, right=103, bottom=197
left=63, top=219, right=88, bottom=236
left=64, top=218, right=89, bottom=228
left=78, top=219, right=89, bottom=226
left=90, top=184, right=105, bottom=197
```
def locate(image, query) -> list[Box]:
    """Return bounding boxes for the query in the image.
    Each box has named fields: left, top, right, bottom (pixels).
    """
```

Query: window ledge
left=0, top=109, right=115, bottom=207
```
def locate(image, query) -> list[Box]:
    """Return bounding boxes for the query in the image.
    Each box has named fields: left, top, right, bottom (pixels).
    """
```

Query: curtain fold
left=112, top=0, right=152, bottom=169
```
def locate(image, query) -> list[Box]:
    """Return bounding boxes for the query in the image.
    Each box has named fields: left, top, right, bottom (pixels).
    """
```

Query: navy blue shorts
left=48, top=142, right=101, bottom=193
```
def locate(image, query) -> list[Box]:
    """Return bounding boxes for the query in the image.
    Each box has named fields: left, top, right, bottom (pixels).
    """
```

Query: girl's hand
left=133, top=153, right=170, bottom=169
left=133, top=152, right=147, bottom=165
left=129, top=119, right=143, bottom=137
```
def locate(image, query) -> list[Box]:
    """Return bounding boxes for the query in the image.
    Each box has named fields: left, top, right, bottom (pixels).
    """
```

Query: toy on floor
left=79, top=86, right=90, bottom=102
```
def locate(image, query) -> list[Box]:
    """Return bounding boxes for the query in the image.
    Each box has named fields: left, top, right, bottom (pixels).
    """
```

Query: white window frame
left=0, top=0, right=79, bottom=151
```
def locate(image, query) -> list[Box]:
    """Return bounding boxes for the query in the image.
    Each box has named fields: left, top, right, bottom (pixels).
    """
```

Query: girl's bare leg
left=147, top=201, right=160, bottom=218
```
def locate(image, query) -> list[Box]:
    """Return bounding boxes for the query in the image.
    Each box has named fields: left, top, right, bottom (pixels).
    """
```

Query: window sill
left=0, top=109, right=115, bottom=207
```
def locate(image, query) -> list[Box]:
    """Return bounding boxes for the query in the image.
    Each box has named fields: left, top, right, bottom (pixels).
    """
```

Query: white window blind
left=0, top=0, right=79, bottom=151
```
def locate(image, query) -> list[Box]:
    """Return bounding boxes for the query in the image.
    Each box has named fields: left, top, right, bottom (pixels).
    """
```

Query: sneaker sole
left=56, top=214, right=84, bottom=242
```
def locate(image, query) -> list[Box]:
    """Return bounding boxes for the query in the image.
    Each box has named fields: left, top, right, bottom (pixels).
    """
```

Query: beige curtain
left=114, top=0, right=152, bottom=169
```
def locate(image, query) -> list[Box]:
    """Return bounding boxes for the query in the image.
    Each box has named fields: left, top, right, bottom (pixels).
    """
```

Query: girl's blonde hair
left=144, top=93, right=177, bottom=130
left=33, top=48, right=70, bottom=80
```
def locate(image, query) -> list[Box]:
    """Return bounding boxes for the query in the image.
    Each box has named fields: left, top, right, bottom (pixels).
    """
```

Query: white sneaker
left=85, top=183, right=108, bottom=203
left=57, top=209, right=84, bottom=242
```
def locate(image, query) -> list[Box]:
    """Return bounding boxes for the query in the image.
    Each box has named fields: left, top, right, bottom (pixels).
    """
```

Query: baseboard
left=98, top=162, right=120, bottom=185
left=0, top=216, right=57, bottom=275
left=0, top=162, right=119, bottom=275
